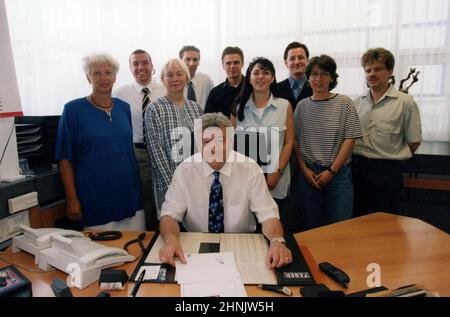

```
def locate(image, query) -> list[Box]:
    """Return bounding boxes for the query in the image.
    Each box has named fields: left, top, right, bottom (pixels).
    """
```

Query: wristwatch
left=270, top=237, right=286, bottom=245
left=277, top=167, right=284, bottom=176
left=326, top=166, right=337, bottom=176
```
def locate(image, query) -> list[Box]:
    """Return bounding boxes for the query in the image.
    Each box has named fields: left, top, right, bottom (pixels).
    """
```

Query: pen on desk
left=257, top=284, right=292, bottom=296
left=130, top=269, right=146, bottom=297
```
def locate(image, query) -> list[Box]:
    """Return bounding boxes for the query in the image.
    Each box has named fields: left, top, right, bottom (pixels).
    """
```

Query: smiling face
left=130, top=52, right=153, bottom=86
left=87, top=62, right=116, bottom=94
left=250, top=63, right=274, bottom=94
left=364, top=60, right=393, bottom=92
left=285, top=47, right=308, bottom=80
left=162, top=63, right=188, bottom=95
left=308, top=65, right=332, bottom=94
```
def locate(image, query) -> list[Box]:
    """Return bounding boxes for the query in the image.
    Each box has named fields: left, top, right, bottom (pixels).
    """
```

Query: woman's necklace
left=89, top=94, right=114, bottom=121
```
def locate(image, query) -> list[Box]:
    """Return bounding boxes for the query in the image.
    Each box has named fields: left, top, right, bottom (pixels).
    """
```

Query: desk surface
left=1, top=212, right=449, bottom=297
left=295, top=212, right=450, bottom=296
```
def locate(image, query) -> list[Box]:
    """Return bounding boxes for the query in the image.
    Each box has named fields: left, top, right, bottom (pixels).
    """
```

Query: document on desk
left=181, top=279, right=247, bottom=297
left=220, top=233, right=277, bottom=285
left=145, top=232, right=220, bottom=263
left=176, top=252, right=247, bottom=297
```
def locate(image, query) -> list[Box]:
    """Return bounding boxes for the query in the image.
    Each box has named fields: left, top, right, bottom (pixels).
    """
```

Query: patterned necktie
left=142, top=87, right=150, bottom=115
left=292, top=80, right=300, bottom=100
left=187, top=81, right=197, bottom=102
left=142, top=87, right=150, bottom=145
left=208, top=171, right=224, bottom=233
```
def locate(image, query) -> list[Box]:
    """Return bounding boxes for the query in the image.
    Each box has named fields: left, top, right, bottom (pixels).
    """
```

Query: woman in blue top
left=230, top=57, right=295, bottom=217
left=55, top=53, right=144, bottom=230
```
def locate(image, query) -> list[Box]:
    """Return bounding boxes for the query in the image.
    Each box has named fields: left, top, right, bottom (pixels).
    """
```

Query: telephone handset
left=12, top=225, right=85, bottom=263
left=13, top=226, right=135, bottom=289
left=50, top=233, right=134, bottom=269
left=19, top=225, right=85, bottom=248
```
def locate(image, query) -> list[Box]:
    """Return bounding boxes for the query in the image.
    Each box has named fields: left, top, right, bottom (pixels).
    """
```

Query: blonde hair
left=160, top=58, right=191, bottom=83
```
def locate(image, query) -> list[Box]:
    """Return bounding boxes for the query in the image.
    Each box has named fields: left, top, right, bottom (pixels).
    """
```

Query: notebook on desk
left=130, top=232, right=316, bottom=286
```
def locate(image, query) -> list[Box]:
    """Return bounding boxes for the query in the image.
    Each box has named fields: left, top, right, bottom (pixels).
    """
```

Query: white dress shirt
left=160, top=151, right=279, bottom=232
left=183, top=72, right=214, bottom=110
left=114, top=81, right=166, bottom=143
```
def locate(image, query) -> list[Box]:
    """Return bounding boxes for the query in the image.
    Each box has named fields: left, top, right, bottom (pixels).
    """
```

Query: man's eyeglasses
left=310, top=71, right=331, bottom=79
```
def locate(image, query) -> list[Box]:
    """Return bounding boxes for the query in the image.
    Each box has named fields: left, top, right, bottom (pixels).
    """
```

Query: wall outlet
left=8, top=191, right=38, bottom=214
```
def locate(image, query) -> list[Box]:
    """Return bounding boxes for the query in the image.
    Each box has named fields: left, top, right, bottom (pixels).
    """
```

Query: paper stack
left=176, top=252, right=247, bottom=297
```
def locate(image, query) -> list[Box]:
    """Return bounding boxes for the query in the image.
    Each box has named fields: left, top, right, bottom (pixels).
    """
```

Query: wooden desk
left=1, top=212, right=449, bottom=297
left=0, top=231, right=322, bottom=297
left=295, top=212, right=450, bottom=296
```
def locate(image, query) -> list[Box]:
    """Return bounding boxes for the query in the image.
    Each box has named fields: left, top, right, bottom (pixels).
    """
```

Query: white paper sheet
left=181, top=279, right=247, bottom=297
left=175, top=252, right=240, bottom=284
left=145, top=232, right=220, bottom=263
left=134, top=265, right=161, bottom=281
left=220, top=233, right=277, bottom=285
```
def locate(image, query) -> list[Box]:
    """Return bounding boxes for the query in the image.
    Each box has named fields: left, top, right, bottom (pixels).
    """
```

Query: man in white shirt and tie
left=114, top=49, right=166, bottom=230
left=158, top=113, right=292, bottom=269
left=179, top=45, right=214, bottom=110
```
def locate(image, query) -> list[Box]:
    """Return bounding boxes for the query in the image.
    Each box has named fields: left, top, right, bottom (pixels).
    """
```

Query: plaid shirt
left=144, top=96, right=203, bottom=192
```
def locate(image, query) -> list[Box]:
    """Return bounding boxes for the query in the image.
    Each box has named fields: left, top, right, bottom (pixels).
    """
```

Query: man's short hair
left=179, top=45, right=200, bottom=59
left=201, top=112, right=232, bottom=130
left=361, top=48, right=395, bottom=70
left=305, top=55, right=339, bottom=90
left=283, top=42, right=310, bottom=60
left=129, top=49, right=151, bottom=63
left=221, top=46, right=244, bottom=63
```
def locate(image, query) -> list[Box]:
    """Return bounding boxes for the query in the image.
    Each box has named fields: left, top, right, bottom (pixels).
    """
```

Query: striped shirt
left=294, top=94, right=362, bottom=167
left=144, top=96, right=203, bottom=192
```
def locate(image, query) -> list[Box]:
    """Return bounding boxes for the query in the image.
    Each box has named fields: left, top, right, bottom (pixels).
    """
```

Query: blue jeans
left=298, top=163, right=353, bottom=230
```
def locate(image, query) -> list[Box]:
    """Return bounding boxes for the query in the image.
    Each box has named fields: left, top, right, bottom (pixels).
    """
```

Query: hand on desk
left=266, top=241, right=292, bottom=269
left=159, top=238, right=187, bottom=267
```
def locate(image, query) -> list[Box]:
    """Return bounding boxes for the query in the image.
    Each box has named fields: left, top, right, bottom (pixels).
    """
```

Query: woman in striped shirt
left=294, top=55, right=362, bottom=230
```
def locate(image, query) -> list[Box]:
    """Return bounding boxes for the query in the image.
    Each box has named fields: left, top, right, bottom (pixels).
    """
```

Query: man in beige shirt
left=352, top=47, right=422, bottom=216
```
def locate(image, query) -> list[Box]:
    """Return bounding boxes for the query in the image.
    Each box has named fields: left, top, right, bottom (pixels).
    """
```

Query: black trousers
left=351, top=155, right=403, bottom=217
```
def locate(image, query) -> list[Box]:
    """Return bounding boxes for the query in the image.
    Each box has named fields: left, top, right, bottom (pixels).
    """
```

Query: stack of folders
left=366, top=284, right=434, bottom=297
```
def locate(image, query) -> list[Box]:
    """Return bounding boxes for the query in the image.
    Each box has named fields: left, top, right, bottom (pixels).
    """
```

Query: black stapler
left=319, top=262, right=350, bottom=289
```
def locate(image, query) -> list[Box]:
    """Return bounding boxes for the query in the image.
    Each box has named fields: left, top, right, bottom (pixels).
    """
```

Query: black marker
left=130, top=269, right=146, bottom=297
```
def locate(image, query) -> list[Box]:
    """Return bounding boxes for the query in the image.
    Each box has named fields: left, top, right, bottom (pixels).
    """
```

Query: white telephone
left=12, top=225, right=85, bottom=264
left=12, top=225, right=135, bottom=289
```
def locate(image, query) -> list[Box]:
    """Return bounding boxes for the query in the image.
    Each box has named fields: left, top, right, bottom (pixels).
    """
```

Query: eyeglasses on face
left=309, top=71, right=331, bottom=78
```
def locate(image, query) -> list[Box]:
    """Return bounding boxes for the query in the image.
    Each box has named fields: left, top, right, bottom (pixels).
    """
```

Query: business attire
left=352, top=84, right=422, bottom=216
left=295, top=94, right=362, bottom=230
left=160, top=151, right=279, bottom=232
left=183, top=72, right=214, bottom=110
left=55, top=97, right=144, bottom=229
left=204, top=77, right=244, bottom=118
left=114, top=81, right=165, bottom=230
left=144, top=96, right=203, bottom=214
left=277, top=76, right=312, bottom=111
left=276, top=76, right=313, bottom=232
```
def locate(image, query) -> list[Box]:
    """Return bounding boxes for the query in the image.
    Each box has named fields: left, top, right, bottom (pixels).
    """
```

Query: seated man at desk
left=159, top=112, right=292, bottom=269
